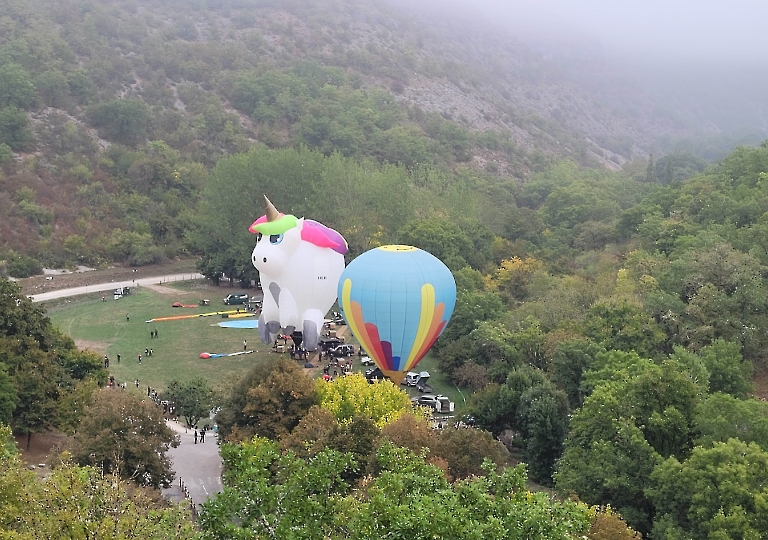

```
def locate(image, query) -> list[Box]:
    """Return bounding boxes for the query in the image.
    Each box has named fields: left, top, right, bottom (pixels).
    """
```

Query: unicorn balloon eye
left=249, top=196, right=348, bottom=350
left=338, top=245, right=456, bottom=385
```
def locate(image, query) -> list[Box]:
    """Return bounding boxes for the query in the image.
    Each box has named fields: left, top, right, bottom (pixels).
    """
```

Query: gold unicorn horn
left=264, top=196, right=279, bottom=222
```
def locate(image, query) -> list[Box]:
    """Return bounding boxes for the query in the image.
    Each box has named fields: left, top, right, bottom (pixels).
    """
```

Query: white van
left=404, top=371, right=430, bottom=386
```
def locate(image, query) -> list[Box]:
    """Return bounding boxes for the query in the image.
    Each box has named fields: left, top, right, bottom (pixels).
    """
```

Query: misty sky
left=468, top=0, right=768, bottom=65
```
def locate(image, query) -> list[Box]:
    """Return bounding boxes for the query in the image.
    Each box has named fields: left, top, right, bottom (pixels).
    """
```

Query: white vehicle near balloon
left=249, top=197, right=348, bottom=350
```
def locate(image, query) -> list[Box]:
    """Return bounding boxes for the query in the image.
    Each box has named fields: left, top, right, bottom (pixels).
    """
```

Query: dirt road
left=28, top=273, right=203, bottom=303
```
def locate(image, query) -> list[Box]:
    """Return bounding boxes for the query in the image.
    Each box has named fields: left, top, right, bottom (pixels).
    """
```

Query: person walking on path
left=200, top=428, right=205, bottom=443
left=194, top=430, right=198, bottom=444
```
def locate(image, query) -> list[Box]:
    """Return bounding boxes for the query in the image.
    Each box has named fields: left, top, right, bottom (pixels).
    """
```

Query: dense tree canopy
left=200, top=436, right=599, bottom=540
left=0, top=423, right=196, bottom=539
left=0, top=279, right=106, bottom=446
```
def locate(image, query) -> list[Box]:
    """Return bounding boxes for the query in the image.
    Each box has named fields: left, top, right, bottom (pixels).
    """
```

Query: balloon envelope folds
left=339, top=245, right=456, bottom=385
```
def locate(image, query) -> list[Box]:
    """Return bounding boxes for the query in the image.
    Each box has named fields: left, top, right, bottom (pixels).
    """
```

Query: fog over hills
left=388, top=0, right=768, bottom=158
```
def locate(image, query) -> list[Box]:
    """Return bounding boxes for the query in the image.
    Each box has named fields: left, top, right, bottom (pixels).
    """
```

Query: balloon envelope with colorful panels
left=338, top=245, right=456, bottom=385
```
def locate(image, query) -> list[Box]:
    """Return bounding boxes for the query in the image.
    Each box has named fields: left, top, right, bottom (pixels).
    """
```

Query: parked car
left=413, top=394, right=455, bottom=413
left=360, top=355, right=375, bottom=366
left=402, top=371, right=430, bottom=387
left=330, top=344, right=355, bottom=357
left=223, top=293, right=249, bottom=305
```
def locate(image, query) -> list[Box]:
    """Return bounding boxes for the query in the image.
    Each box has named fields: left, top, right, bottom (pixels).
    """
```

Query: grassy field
left=46, top=282, right=281, bottom=395
left=46, top=280, right=467, bottom=415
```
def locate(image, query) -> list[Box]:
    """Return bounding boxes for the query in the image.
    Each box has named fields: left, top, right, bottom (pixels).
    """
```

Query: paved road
left=29, top=273, right=204, bottom=302
left=162, top=420, right=223, bottom=511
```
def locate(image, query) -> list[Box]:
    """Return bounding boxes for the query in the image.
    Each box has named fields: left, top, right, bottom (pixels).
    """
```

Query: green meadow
left=46, top=283, right=276, bottom=394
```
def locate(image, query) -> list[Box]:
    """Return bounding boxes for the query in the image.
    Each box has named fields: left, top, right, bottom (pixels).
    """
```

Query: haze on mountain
left=394, top=0, right=768, bottom=152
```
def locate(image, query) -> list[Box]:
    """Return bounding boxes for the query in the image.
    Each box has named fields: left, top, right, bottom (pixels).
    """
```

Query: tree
left=648, top=439, right=768, bottom=540
left=626, top=360, right=700, bottom=459
left=199, top=436, right=357, bottom=539
left=281, top=405, right=380, bottom=470
left=587, top=507, right=643, bottom=540
left=484, top=256, right=545, bottom=303
left=200, top=438, right=592, bottom=539
left=315, top=373, right=413, bottom=427
left=1, top=338, right=62, bottom=449
left=469, top=383, right=520, bottom=435
left=0, top=106, right=34, bottom=151
left=645, top=154, right=656, bottom=183
left=470, top=364, right=548, bottom=437
left=550, top=338, right=604, bottom=409
left=437, top=290, right=505, bottom=345
left=694, top=393, right=768, bottom=450
left=661, top=242, right=768, bottom=357
left=397, top=217, right=474, bottom=270
left=0, top=432, right=195, bottom=539
left=0, top=63, right=36, bottom=109
left=216, top=358, right=317, bottom=442
left=556, top=354, right=703, bottom=535
left=517, top=383, right=570, bottom=485
left=0, top=424, right=32, bottom=532
left=0, top=368, right=17, bottom=425
left=555, top=414, right=661, bottom=536
left=192, top=146, right=326, bottom=285
left=584, top=299, right=665, bottom=360
left=89, top=99, right=151, bottom=145
left=164, top=377, right=215, bottom=428
left=697, top=339, right=753, bottom=398
left=71, top=388, right=179, bottom=488
left=0, top=278, right=65, bottom=352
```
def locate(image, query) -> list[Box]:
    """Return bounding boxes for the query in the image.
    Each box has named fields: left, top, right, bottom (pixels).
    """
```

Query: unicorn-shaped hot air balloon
left=338, top=245, right=456, bottom=385
left=250, top=197, right=348, bottom=350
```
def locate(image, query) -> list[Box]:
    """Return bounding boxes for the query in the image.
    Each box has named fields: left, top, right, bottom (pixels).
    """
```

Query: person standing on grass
left=244, top=339, right=247, bottom=351
left=138, top=353, right=142, bottom=364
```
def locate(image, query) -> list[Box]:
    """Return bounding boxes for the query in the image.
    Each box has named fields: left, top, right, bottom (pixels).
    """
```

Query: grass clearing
left=47, top=284, right=278, bottom=394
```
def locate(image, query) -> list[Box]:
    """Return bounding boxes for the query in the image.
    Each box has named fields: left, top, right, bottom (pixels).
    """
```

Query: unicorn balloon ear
left=264, top=196, right=279, bottom=222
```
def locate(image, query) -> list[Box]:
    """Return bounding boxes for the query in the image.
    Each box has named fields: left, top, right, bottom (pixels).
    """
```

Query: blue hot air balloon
left=338, top=245, right=456, bottom=385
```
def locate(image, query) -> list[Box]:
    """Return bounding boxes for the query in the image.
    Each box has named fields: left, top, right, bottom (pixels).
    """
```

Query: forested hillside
left=0, top=0, right=746, bottom=274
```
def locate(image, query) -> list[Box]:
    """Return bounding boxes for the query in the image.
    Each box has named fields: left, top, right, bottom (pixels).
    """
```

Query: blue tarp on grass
left=217, top=319, right=258, bottom=329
